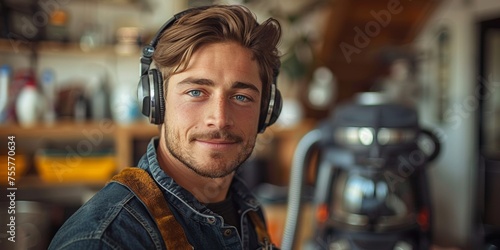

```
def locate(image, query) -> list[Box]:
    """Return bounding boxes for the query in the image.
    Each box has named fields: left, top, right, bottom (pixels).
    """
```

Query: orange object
left=316, top=203, right=329, bottom=224
left=50, top=9, right=68, bottom=26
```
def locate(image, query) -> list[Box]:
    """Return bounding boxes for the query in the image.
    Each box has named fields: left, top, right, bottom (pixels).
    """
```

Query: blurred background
left=0, top=0, right=500, bottom=249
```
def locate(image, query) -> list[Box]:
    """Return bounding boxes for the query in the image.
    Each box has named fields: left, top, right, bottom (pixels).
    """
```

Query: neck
left=156, top=132, right=234, bottom=204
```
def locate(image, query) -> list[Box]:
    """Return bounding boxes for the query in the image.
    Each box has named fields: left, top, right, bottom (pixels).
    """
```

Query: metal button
left=223, top=229, right=232, bottom=237
left=207, top=217, right=216, bottom=224
left=248, top=199, right=256, bottom=206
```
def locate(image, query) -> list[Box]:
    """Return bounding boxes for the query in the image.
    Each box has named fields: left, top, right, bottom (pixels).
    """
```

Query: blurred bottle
left=15, top=70, right=44, bottom=127
left=111, top=84, right=139, bottom=124
left=74, top=92, right=87, bottom=123
left=40, top=69, right=56, bottom=124
left=0, top=65, right=11, bottom=123
left=89, top=75, right=110, bottom=121
left=80, top=24, right=104, bottom=52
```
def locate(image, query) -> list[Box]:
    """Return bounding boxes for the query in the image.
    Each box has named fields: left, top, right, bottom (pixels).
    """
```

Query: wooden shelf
left=0, top=39, right=141, bottom=57
left=0, top=120, right=159, bottom=173
left=0, top=175, right=105, bottom=206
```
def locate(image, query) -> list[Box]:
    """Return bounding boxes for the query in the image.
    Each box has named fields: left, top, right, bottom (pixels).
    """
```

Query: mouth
left=194, top=139, right=240, bottom=151
left=190, top=131, right=243, bottom=150
left=197, top=138, right=237, bottom=143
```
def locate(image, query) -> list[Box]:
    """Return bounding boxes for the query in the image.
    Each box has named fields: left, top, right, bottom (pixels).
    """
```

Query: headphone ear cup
left=150, top=68, right=165, bottom=124
left=258, top=84, right=282, bottom=133
left=138, top=73, right=151, bottom=117
left=257, top=108, right=267, bottom=133
left=268, top=88, right=282, bottom=126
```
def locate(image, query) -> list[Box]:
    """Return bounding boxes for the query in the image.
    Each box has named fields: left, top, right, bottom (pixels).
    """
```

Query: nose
left=206, top=95, right=233, bottom=129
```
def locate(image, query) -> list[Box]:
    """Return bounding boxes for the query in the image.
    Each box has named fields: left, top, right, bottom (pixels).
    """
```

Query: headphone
left=137, top=6, right=282, bottom=133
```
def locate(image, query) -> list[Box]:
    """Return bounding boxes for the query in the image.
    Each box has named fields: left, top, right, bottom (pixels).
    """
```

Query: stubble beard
left=164, top=125, right=256, bottom=178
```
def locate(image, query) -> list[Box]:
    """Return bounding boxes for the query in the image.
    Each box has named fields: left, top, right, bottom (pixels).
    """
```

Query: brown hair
left=152, top=5, right=281, bottom=112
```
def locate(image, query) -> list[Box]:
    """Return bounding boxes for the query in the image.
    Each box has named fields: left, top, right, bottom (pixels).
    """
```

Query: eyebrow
left=177, top=77, right=260, bottom=94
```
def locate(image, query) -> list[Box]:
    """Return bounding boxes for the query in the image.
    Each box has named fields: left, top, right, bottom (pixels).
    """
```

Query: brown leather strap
left=248, top=210, right=273, bottom=249
left=110, top=168, right=192, bottom=249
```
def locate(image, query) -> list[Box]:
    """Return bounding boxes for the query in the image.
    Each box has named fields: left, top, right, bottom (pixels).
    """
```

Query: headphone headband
left=140, top=6, right=211, bottom=76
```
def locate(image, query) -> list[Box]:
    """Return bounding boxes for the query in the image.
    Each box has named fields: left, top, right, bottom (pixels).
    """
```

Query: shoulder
left=49, top=182, right=164, bottom=250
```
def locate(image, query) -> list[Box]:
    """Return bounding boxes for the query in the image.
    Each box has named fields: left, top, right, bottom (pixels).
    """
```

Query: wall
left=415, top=0, right=500, bottom=247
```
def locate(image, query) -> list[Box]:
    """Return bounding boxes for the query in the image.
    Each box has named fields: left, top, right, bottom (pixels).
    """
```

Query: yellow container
left=35, top=149, right=116, bottom=183
left=0, top=154, right=27, bottom=185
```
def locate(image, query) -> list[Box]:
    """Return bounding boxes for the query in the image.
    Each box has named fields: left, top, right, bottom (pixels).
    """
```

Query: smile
left=195, top=140, right=239, bottom=150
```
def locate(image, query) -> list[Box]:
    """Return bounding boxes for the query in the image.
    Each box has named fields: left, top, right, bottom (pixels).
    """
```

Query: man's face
left=163, top=42, right=262, bottom=178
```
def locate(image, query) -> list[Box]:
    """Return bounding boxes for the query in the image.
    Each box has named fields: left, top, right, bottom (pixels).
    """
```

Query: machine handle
left=419, top=128, right=441, bottom=164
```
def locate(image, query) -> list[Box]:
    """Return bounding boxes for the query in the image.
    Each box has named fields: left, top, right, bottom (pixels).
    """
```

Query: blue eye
left=188, top=90, right=202, bottom=97
left=234, top=95, right=249, bottom=102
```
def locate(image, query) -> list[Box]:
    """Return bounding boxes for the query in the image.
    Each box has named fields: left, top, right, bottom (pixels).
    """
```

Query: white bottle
left=16, top=72, right=43, bottom=127
left=0, top=65, right=11, bottom=123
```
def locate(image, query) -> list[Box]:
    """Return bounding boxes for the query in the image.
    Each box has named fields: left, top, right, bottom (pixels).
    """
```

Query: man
left=49, top=4, right=282, bottom=250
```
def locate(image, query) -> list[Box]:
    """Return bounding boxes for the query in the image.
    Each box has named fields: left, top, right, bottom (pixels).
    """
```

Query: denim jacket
left=49, top=138, right=269, bottom=250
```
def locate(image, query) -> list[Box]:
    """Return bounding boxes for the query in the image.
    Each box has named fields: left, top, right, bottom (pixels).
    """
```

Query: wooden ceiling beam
left=315, top=0, right=443, bottom=105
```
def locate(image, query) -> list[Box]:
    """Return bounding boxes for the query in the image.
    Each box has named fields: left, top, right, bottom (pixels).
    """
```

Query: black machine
left=281, top=92, right=441, bottom=250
